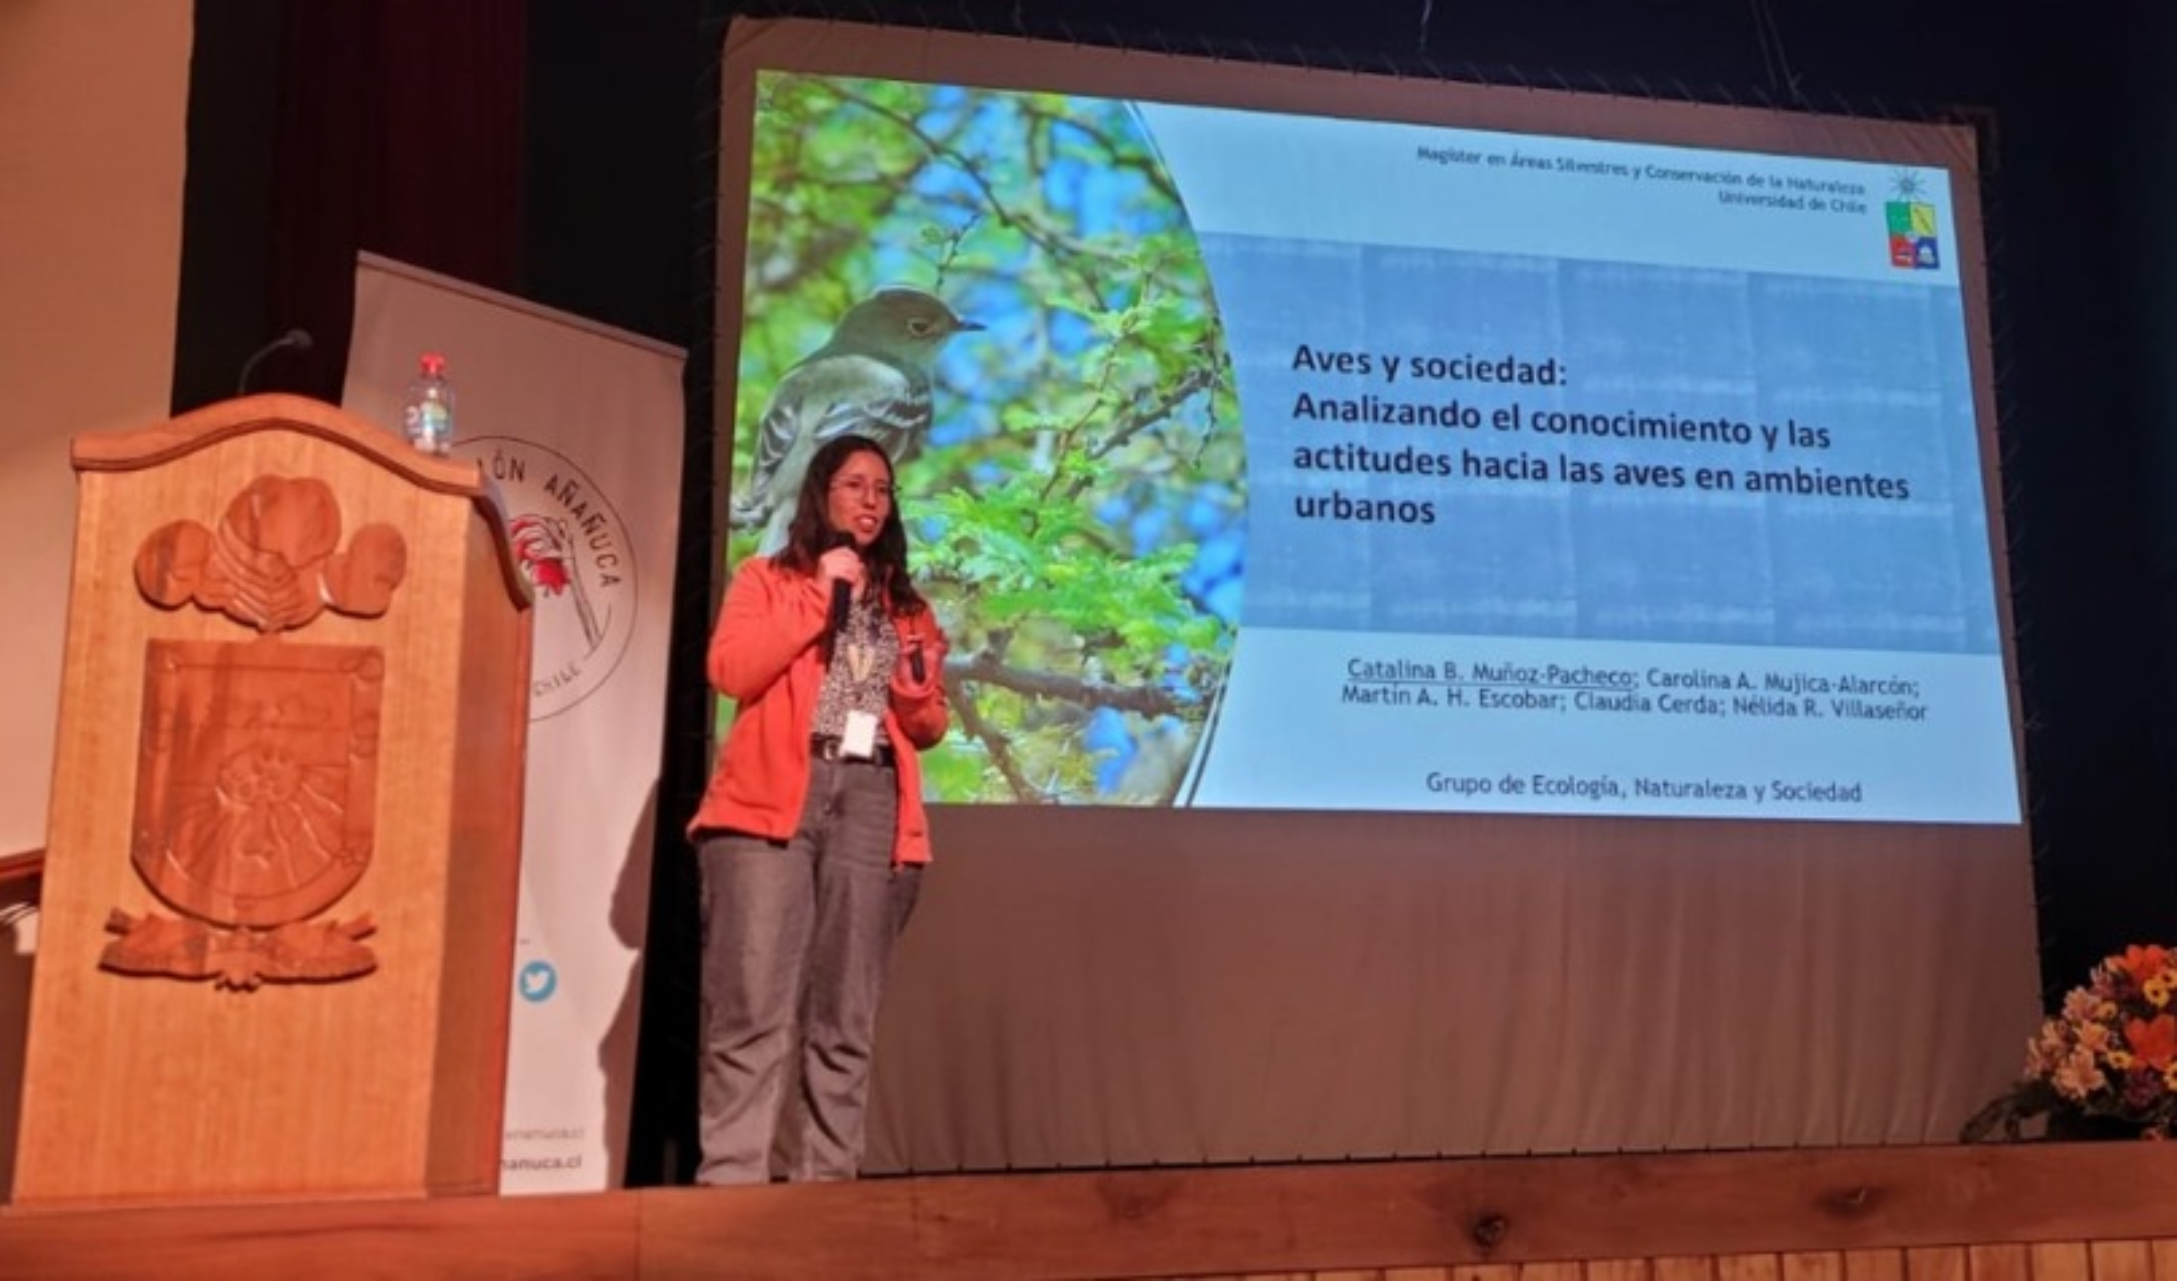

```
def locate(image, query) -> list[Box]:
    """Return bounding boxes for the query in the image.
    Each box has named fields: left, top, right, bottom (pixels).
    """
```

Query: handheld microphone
left=237, top=328, right=313, bottom=395
left=825, top=531, right=855, bottom=638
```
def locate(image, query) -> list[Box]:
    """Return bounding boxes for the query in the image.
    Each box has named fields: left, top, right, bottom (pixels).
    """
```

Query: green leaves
left=733, top=73, right=1248, bottom=804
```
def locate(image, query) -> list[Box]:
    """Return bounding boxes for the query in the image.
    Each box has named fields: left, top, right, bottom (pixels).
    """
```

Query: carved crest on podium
left=105, top=475, right=409, bottom=989
left=135, top=473, right=408, bottom=633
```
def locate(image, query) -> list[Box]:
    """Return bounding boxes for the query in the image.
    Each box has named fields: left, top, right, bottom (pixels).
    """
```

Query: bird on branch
left=733, top=286, right=983, bottom=552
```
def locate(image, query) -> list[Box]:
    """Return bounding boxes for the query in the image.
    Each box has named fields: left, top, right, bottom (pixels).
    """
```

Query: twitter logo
left=519, top=960, right=558, bottom=1003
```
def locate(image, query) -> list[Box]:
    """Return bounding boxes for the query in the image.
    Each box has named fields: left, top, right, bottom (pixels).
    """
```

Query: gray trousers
left=694, top=758, right=921, bottom=1184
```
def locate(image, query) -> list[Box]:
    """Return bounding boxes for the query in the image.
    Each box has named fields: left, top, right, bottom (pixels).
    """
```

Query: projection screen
left=712, top=17, right=2040, bottom=1170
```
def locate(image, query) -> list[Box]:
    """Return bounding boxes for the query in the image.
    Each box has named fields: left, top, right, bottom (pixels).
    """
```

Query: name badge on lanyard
left=840, top=709, right=879, bottom=760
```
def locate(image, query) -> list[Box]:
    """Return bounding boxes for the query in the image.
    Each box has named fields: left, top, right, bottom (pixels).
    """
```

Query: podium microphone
left=237, top=328, right=313, bottom=395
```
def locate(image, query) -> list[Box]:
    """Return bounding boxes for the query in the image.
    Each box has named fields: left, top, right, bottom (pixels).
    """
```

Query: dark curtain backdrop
left=265, top=0, right=526, bottom=401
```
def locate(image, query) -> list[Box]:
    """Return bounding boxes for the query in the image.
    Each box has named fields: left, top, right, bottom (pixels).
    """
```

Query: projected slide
left=728, top=72, right=2018, bottom=824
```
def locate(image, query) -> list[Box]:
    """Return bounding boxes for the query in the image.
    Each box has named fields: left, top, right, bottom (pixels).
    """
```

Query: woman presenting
left=688, top=433, right=948, bottom=1184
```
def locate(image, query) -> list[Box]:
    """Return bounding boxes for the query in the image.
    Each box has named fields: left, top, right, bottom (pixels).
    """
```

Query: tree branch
left=947, top=683, right=1048, bottom=803
left=1019, top=103, right=1184, bottom=206
left=1059, top=363, right=1223, bottom=504
left=949, top=650, right=1189, bottom=718
left=830, top=84, right=1108, bottom=305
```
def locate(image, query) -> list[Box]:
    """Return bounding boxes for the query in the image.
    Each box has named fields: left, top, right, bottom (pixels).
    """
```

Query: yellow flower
left=2107, top=1049, right=2136, bottom=1070
left=2147, top=976, right=2174, bottom=1009
left=2165, top=1063, right=2177, bottom=1093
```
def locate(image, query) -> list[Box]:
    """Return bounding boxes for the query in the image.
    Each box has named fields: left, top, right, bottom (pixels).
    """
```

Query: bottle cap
left=419, top=352, right=447, bottom=377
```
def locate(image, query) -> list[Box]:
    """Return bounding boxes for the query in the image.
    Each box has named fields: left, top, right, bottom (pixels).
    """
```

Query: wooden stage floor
left=2, top=1142, right=2174, bottom=1280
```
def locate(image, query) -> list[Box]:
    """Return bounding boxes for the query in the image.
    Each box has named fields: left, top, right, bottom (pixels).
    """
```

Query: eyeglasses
left=830, top=478, right=895, bottom=503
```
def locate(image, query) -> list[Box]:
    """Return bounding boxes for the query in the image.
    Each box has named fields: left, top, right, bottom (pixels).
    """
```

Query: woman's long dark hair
left=774, top=434, right=928, bottom=616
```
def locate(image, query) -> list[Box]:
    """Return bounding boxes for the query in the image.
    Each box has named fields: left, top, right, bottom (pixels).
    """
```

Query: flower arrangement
left=1962, top=944, right=2177, bottom=1141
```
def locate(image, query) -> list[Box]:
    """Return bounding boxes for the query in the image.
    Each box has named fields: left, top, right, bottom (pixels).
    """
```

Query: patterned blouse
left=812, top=588, right=898, bottom=745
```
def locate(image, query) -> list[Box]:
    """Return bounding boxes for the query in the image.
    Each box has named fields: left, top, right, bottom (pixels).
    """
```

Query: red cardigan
left=688, top=556, right=949, bottom=864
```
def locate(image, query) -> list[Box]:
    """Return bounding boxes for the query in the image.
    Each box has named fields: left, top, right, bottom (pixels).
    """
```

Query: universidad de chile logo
left=1887, top=170, right=1941, bottom=271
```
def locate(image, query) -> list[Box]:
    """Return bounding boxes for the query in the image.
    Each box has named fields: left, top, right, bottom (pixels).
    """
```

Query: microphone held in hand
left=826, top=531, right=855, bottom=638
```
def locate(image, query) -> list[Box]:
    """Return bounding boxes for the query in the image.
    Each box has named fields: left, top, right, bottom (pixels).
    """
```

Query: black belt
left=811, top=734, right=896, bottom=766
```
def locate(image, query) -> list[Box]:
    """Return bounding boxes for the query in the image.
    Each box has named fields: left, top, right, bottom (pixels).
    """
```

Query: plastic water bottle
left=402, top=352, right=456, bottom=456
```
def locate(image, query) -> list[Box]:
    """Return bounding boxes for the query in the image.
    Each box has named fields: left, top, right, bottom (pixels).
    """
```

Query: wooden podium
left=11, top=395, right=533, bottom=1208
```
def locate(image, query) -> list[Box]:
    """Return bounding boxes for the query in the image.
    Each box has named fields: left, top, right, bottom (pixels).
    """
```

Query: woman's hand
left=815, top=545, right=865, bottom=598
left=895, top=634, right=938, bottom=694
left=891, top=627, right=950, bottom=749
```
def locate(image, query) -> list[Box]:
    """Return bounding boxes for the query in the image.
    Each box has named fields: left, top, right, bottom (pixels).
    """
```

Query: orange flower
left=2125, top=1013, right=2177, bottom=1069
left=2116, top=945, right=2171, bottom=984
